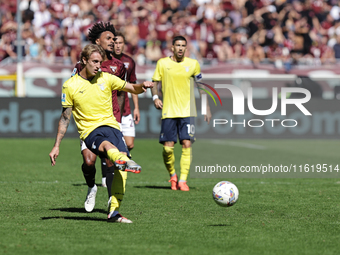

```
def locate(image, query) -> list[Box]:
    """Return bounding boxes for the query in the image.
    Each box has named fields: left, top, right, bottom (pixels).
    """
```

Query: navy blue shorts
left=159, top=117, right=195, bottom=144
left=84, top=126, right=130, bottom=158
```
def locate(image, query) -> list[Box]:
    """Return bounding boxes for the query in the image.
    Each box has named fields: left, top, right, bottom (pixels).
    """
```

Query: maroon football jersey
left=72, top=57, right=126, bottom=122
left=117, top=53, right=137, bottom=116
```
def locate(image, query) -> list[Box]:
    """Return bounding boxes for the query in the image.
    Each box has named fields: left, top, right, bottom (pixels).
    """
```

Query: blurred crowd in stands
left=1, top=0, right=340, bottom=69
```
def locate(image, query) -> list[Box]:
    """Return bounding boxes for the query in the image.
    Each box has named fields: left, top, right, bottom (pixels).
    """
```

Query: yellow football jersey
left=152, top=57, right=202, bottom=118
left=61, top=72, right=126, bottom=140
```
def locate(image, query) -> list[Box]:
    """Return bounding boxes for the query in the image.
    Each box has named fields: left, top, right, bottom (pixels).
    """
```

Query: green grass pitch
left=1, top=138, right=340, bottom=255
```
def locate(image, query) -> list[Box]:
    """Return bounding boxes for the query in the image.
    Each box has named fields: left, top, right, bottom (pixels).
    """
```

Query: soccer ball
left=212, top=181, right=239, bottom=207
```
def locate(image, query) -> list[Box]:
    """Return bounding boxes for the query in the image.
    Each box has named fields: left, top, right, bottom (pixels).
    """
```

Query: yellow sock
left=163, top=146, right=175, bottom=176
left=180, top=147, right=192, bottom=181
left=107, top=148, right=130, bottom=163
left=109, top=169, right=127, bottom=212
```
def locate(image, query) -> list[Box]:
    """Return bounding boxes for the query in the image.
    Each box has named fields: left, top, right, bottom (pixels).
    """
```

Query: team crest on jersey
left=184, top=66, right=190, bottom=72
left=110, top=66, right=117, bottom=73
left=124, top=62, right=129, bottom=69
left=98, top=83, right=105, bottom=91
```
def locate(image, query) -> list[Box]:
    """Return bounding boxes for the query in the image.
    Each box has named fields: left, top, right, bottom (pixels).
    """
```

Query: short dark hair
left=88, top=22, right=116, bottom=44
left=172, top=36, right=187, bottom=45
left=115, top=31, right=126, bottom=43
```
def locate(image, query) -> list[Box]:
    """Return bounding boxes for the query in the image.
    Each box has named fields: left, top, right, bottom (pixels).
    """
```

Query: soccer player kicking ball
left=151, top=36, right=211, bottom=191
left=49, top=44, right=153, bottom=223
left=72, top=22, right=128, bottom=214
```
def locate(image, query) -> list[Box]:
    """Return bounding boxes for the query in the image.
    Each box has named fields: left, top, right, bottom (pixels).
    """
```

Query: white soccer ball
left=212, top=181, right=239, bottom=207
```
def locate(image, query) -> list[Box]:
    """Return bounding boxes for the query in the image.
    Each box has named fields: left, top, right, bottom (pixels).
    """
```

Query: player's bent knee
left=127, top=144, right=134, bottom=151
left=99, top=141, right=117, bottom=153
left=82, top=149, right=96, bottom=168
left=83, top=159, right=96, bottom=169
left=181, top=140, right=191, bottom=148
left=82, top=163, right=95, bottom=174
left=164, top=141, right=175, bottom=147
left=82, top=156, right=96, bottom=169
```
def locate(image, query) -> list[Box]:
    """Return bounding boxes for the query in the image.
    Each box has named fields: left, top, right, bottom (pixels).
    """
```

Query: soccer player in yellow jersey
left=151, top=36, right=211, bottom=191
left=49, top=44, right=153, bottom=223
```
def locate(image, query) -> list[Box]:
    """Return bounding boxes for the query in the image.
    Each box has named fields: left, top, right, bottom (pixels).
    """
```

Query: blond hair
left=80, top=44, right=106, bottom=67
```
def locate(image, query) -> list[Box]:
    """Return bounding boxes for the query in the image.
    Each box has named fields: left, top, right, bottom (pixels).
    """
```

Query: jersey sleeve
left=61, top=79, right=73, bottom=108
left=152, top=59, right=163, bottom=81
left=107, top=73, right=126, bottom=91
left=193, top=60, right=202, bottom=82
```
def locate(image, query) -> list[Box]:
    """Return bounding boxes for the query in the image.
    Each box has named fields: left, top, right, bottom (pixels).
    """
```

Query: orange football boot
left=177, top=181, right=190, bottom=191
left=169, top=174, right=178, bottom=190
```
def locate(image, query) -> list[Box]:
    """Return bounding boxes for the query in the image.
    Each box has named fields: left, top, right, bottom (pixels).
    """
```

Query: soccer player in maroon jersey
left=71, top=22, right=130, bottom=213
left=113, top=31, right=140, bottom=152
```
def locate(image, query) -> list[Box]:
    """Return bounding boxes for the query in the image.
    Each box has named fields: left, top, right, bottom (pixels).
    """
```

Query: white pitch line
left=209, top=140, right=267, bottom=150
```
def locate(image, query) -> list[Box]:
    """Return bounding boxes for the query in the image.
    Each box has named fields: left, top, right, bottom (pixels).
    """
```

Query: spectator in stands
left=136, top=7, right=150, bottom=49
left=155, top=14, right=173, bottom=49
left=0, top=33, right=15, bottom=61
left=247, top=40, right=265, bottom=67
left=54, top=38, right=70, bottom=64
left=4, top=0, right=340, bottom=68
left=334, top=34, right=340, bottom=59
left=145, top=29, right=163, bottom=64
left=32, top=1, right=51, bottom=38
left=310, top=35, right=335, bottom=64
left=26, top=34, right=42, bottom=61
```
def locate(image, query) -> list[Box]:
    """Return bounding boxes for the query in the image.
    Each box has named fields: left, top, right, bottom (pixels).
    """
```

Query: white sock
left=90, top=184, right=97, bottom=191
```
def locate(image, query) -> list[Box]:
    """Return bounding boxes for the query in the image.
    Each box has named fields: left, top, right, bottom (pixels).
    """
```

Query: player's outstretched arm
left=197, top=82, right=212, bottom=124
left=151, top=81, right=162, bottom=109
left=49, top=107, right=72, bottom=166
left=123, top=81, right=153, bottom=94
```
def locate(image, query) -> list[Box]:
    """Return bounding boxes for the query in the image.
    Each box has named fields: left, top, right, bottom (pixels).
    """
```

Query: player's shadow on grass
left=50, top=208, right=107, bottom=214
left=134, top=185, right=197, bottom=190
left=72, top=183, right=104, bottom=187
left=41, top=216, right=106, bottom=222
left=134, top=185, right=172, bottom=190
left=208, top=224, right=232, bottom=227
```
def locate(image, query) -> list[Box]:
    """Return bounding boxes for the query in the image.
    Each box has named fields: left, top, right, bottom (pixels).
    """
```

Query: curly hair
left=88, top=22, right=116, bottom=44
